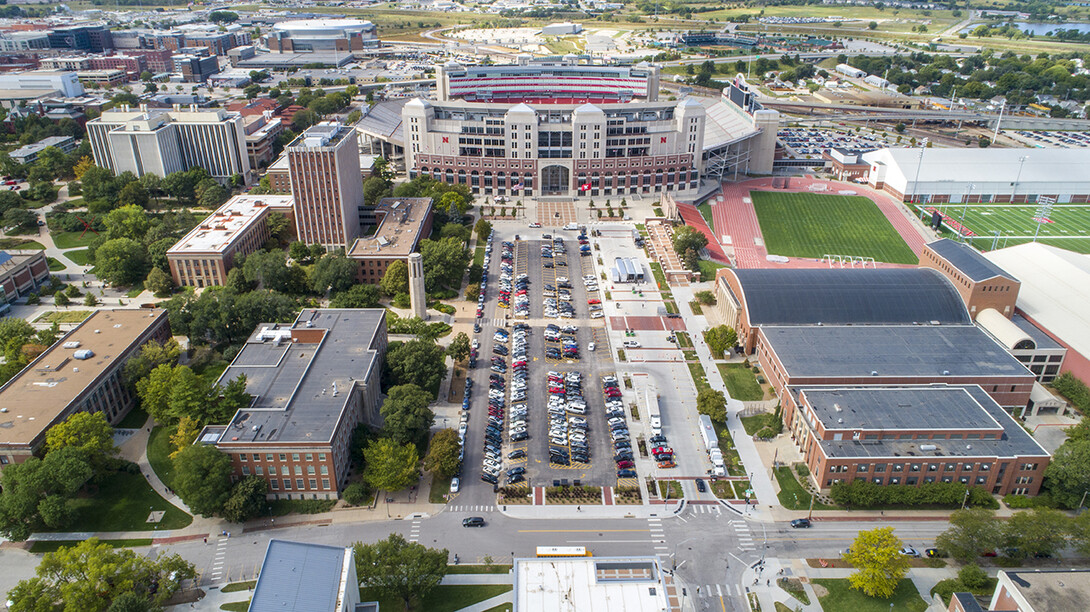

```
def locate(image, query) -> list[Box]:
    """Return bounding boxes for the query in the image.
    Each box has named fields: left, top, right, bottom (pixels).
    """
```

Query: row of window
left=828, top=476, right=990, bottom=486
left=268, top=478, right=331, bottom=491
left=241, top=464, right=328, bottom=476
left=239, top=452, right=326, bottom=462
left=829, top=461, right=1038, bottom=475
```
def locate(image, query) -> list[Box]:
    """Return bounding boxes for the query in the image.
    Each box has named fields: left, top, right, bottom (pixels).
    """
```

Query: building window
left=322, top=478, right=330, bottom=489
left=279, top=454, right=286, bottom=461
left=294, top=465, right=302, bottom=476
left=271, top=479, right=279, bottom=490
left=320, top=465, right=328, bottom=475
left=296, top=478, right=304, bottom=489
left=307, top=465, right=315, bottom=475
left=1020, top=463, right=1038, bottom=471
left=240, top=454, right=247, bottom=462
left=309, top=478, right=317, bottom=489
left=892, top=464, right=903, bottom=472
left=283, top=479, right=291, bottom=490
left=241, top=466, right=250, bottom=475
left=253, top=454, right=261, bottom=461
left=305, top=454, right=313, bottom=461
left=292, top=453, right=300, bottom=462
left=910, top=464, right=920, bottom=472
left=256, top=466, right=263, bottom=475
left=945, top=463, right=956, bottom=471
left=856, top=464, right=868, bottom=473
left=267, top=454, right=274, bottom=461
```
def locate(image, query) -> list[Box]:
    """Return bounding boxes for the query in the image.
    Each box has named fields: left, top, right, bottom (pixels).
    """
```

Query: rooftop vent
left=871, top=371, right=879, bottom=376
left=942, top=370, right=950, bottom=375
left=920, top=444, right=937, bottom=452
left=62, top=341, right=81, bottom=349
left=833, top=403, right=842, bottom=412
left=73, top=349, right=95, bottom=360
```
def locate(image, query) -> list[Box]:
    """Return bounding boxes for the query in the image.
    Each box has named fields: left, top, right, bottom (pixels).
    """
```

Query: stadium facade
left=356, top=59, right=779, bottom=197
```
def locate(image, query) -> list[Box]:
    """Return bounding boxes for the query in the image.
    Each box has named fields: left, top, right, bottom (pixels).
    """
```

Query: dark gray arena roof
left=730, top=268, right=970, bottom=326
left=250, top=540, right=348, bottom=612
left=761, top=324, right=1033, bottom=380
left=927, top=239, right=1015, bottom=282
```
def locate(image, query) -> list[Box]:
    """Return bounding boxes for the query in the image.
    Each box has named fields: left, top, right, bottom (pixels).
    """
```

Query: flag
left=511, top=182, right=523, bottom=191
left=579, top=183, right=592, bottom=191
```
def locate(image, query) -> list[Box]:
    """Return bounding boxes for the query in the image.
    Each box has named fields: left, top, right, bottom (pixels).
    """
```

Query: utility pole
left=1013, top=155, right=1029, bottom=203
left=992, top=100, right=1005, bottom=144
left=959, top=182, right=974, bottom=242
left=807, top=493, right=815, bottom=520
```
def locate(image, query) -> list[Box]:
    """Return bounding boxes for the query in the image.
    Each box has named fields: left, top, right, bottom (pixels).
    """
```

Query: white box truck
left=646, top=385, right=662, bottom=436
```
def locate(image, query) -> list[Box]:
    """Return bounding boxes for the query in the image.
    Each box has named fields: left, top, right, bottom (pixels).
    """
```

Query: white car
left=450, top=477, right=460, bottom=494
left=529, top=222, right=542, bottom=228
left=588, top=342, right=596, bottom=351
left=591, top=311, right=605, bottom=319
left=623, top=340, right=641, bottom=348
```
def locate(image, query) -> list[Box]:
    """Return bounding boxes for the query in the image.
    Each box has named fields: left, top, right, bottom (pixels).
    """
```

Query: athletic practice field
left=751, top=191, right=919, bottom=264
left=926, top=204, right=1090, bottom=254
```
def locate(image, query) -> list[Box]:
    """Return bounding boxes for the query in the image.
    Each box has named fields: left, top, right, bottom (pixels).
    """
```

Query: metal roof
left=249, top=540, right=350, bottom=612
left=355, top=99, right=406, bottom=145
left=926, top=239, right=1015, bottom=282
left=761, top=324, right=1033, bottom=380
left=731, top=268, right=970, bottom=326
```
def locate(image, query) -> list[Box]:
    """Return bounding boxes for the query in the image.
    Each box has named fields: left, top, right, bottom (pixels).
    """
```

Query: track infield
left=751, top=191, right=919, bottom=264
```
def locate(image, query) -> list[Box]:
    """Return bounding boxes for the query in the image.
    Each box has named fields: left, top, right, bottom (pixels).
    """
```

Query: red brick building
left=920, top=239, right=1020, bottom=320
left=784, top=385, right=1049, bottom=496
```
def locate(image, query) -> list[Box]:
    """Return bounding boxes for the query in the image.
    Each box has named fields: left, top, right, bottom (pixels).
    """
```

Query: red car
left=587, top=298, right=601, bottom=304
left=652, top=446, right=673, bottom=456
left=616, top=460, right=634, bottom=469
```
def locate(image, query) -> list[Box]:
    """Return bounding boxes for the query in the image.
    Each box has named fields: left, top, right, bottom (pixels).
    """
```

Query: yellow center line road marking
left=517, top=529, right=651, bottom=533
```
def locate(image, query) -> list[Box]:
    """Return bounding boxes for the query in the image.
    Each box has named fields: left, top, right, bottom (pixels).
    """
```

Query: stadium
left=356, top=59, right=779, bottom=197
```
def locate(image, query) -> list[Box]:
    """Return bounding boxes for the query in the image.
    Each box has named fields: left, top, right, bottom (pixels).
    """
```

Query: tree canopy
left=45, top=412, right=118, bottom=472
left=420, top=237, right=470, bottom=292
left=844, top=527, right=909, bottom=599
left=172, top=444, right=233, bottom=517
left=380, top=384, right=435, bottom=448
left=1044, top=438, right=1090, bottom=508
left=385, top=339, right=447, bottom=399
left=936, top=508, right=1003, bottom=563
left=423, top=428, right=461, bottom=479
left=363, top=438, right=420, bottom=492
left=353, top=534, right=448, bottom=611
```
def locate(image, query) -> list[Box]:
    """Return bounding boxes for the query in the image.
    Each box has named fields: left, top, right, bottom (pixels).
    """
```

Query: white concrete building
left=87, top=105, right=251, bottom=183
left=0, top=70, right=83, bottom=97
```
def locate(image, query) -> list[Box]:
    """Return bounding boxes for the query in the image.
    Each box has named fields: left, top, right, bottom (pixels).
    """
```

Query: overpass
left=761, top=100, right=1090, bottom=131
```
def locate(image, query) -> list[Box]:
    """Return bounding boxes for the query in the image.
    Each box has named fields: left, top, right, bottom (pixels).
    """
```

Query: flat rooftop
left=927, top=239, right=1015, bottom=282
left=213, top=309, right=384, bottom=445
left=792, top=385, right=1049, bottom=460
left=290, top=121, right=352, bottom=149
left=1002, top=569, right=1090, bottom=612
left=349, top=197, right=432, bottom=259
left=0, top=309, right=167, bottom=448
left=515, top=557, right=679, bottom=612
left=249, top=540, right=350, bottom=612
left=167, top=195, right=293, bottom=256
left=761, top=324, right=1033, bottom=380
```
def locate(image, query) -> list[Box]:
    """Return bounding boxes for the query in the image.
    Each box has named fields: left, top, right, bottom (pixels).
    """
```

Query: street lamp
left=959, top=183, right=974, bottom=243
left=1013, top=155, right=1029, bottom=203
left=911, top=139, right=929, bottom=207
left=671, top=536, right=699, bottom=571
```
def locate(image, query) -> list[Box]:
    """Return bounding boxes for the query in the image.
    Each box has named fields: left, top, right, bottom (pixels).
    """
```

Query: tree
left=83, top=293, right=99, bottom=307
left=672, top=225, right=707, bottom=252
left=80, top=165, right=118, bottom=202
left=440, top=222, right=470, bottom=244
left=843, top=527, right=909, bottom=599
left=1072, top=509, right=1090, bottom=557
left=330, top=284, right=381, bottom=308
left=94, top=238, right=149, bottom=286
left=168, top=366, right=211, bottom=423
left=869, top=21, right=878, bottom=29
left=438, top=191, right=468, bottom=216
left=704, top=324, right=738, bottom=355
left=696, top=388, right=727, bottom=422
left=423, top=428, right=461, bottom=478
left=310, top=251, right=359, bottom=294
left=353, top=534, right=448, bottom=611
left=1044, top=438, right=1090, bottom=508
left=53, top=291, right=70, bottom=308
left=45, top=412, right=117, bottom=472
left=346, top=109, right=362, bottom=124
left=935, top=508, right=1003, bottom=562
left=380, top=384, right=435, bottom=448
left=221, top=476, right=268, bottom=523
left=243, top=249, right=307, bottom=294
left=420, top=238, right=470, bottom=292
left=198, top=182, right=228, bottom=209
left=0, top=448, right=93, bottom=540
left=385, top=339, right=447, bottom=399
left=169, top=416, right=202, bottom=459
left=289, top=240, right=311, bottom=263
left=447, top=332, right=470, bottom=363
left=136, top=364, right=177, bottom=423
left=117, top=181, right=149, bottom=209
left=172, top=443, right=233, bottom=517
left=145, top=267, right=174, bottom=297
left=122, top=339, right=180, bottom=388
left=381, top=260, right=410, bottom=296
left=1002, top=507, right=1070, bottom=559
left=3, top=207, right=35, bottom=231
left=292, top=108, right=319, bottom=132
left=9, top=538, right=195, bottom=611
left=474, top=218, right=492, bottom=243
left=363, top=175, right=391, bottom=206
left=363, top=438, right=420, bottom=492
left=208, top=10, right=239, bottom=23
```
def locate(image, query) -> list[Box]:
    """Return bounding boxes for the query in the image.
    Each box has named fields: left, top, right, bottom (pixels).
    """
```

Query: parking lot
left=777, top=128, right=894, bottom=157
left=464, top=226, right=642, bottom=492
left=1010, top=130, right=1090, bottom=148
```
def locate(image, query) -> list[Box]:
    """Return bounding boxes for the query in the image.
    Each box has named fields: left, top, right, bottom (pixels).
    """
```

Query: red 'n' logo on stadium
left=661, top=137, right=667, bottom=143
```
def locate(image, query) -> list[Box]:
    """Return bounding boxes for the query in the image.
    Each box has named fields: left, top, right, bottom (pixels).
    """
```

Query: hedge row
left=829, top=480, right=999, bottom=509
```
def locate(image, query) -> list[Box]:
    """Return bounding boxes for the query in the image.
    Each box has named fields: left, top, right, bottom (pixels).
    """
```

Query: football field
left=928, top=204, right=1090, bottom=254
left=751, top=191, right=918, bottom=264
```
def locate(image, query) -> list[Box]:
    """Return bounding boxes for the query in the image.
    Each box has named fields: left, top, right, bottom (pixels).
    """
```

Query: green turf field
left=751, top=191, right=918, bottom=264
left=924, top=204, right=1090, bottom=254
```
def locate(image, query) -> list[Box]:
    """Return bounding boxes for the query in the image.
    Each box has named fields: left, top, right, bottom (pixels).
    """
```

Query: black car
left=463, top=516, right=487, bottom=527
left=511, top=432, right=529, bottom=442
left=479, top=474, right=497, bottom=485
left=695, top=479, right=707, bottom=493
left=507, top=474, right=525, bottom=485
left=790, top=518, right=811, bottom=529
left=508, top=449, right=526, bottom=459
left=473, top=322, right=481, bottom=333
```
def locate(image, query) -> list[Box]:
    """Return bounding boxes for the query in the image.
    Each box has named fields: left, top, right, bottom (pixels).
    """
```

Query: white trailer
left=699, top=414, right=726, bottom=476
left=645, top=384, right=662, bottom=436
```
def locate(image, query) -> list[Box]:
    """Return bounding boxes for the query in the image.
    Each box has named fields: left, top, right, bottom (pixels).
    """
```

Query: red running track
left=711, top=177, right=927, bottom=269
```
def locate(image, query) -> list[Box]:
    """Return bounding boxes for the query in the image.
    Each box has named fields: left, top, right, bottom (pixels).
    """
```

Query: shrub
left=343, top=483, right=371, bottom=506
left=1052, top=372, right=1090, bottom=414
left=830, top=481, right=998, bottom=509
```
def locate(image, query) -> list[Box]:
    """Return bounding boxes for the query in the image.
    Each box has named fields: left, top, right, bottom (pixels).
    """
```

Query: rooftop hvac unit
left=73, top=349, right=95, bottom=360
left=920, top=444, right=938, bottom=452
left=62, top=341, right=81, bottom=349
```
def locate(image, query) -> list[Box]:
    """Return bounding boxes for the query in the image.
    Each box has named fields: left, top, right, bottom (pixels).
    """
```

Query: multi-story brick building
left=0, top=310, right=170, bottom=467
left=198, top=309, right=387, bottom=499
left=920, top=239, right=1020, bottom=320
left=173, top=54, right=220, bottom=83
left=167, top=195, right=294, bottom=288
left=348, top=197, right=434, bottom=284
left=784, top=385, right=1050, bottom=496
left=88, top=54, right=148, bottom=80
left=288, top=122, right=364, bottom=249
left=0, top=250, right=50, bottom=303
left=755, top=324, right=1037, bottom=412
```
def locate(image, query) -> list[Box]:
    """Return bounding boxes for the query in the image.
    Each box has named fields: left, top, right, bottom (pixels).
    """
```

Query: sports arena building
left=356, top=59, right=779, bottom=197
left=263, top=19, right=378, bottom=53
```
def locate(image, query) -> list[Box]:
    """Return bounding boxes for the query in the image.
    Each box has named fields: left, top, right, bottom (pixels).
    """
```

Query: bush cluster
left=830, top=480, right=998, bottom=509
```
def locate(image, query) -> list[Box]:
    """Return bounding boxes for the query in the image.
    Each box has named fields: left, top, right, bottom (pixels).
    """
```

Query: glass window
left=320, top=466, right=328, bottom=475
left=253, top=454, right=260, bottom=461
left=307, top=466, right=315, bottom=475
left=296, top=478, right=304, bottom=489
left=292, top=454, right=300, bottom=462
left=319, top=454, right=326, bottom=461
left=266, top=454, right=274, bottom=461
left=241, top=466, right=250, bottom=475
left=309, top=479, right=317, bottom=489
left=283, top=479, right=291, bottom=490
left=279, top=454, right=286, bottom=462
left=305, top=454, right=313, bottom=462
left=322, top=479, right=330, bottom=489
left=271, top=479, right=279, bottom=490
left=294, top=465, right=302, bottom=476
left=255, top=466, right=263, bottom=475
left=239, top=454, right=247, bottom=462
left=281, top=466, right=289, bottom=475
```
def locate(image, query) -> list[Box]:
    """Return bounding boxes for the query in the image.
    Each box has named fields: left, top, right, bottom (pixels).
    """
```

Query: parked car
left=790, top=518, right=811, bottom=529
left=462, top=517, right=486, bottom=527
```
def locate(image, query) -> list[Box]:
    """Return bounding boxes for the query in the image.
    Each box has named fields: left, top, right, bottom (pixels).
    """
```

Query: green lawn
left=34, top=310, right=93, bottom=324
left=812, top=578, right=928, bottom=612
left=222, top=581, right=257, bottom=593
left=447, top=564, right=513, bottom=575
left=116, top=405, right=148, bottom=430
left=717, top=363, right=763, bottom=401
left=741, top=414, right=771, bottom=436
left=147, top=425, right=178, bottom=491
left=430, top=473, right=453, bottom=504
left=473, top=244, right=485, bottom=269
left=774, top=466, right=837, bottom=511
left=125, top=281, right=145, bottom=298
left=658, top=480, right=683, bottom=499
left=686, top=361, right=711, bottom=393
left=0, top=238, right=44, bottom=250
left=29, top=538, right=152, bottom=553
left=696, top=259, right=727, bottom=282
left=697, top=201, right=715, bottom=231
left=752, top=191, right=918, bottom=264
left=359, top=584, right=512, bottom=612
left=220, top=601, right=250, bottom=612
left=52, top=231, right=99, bottom=249
left=63, top=248, right=93, bottom=266
left=46, top=257, right=65, bottom=271
left=65, top=469, right=191, bottom=532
